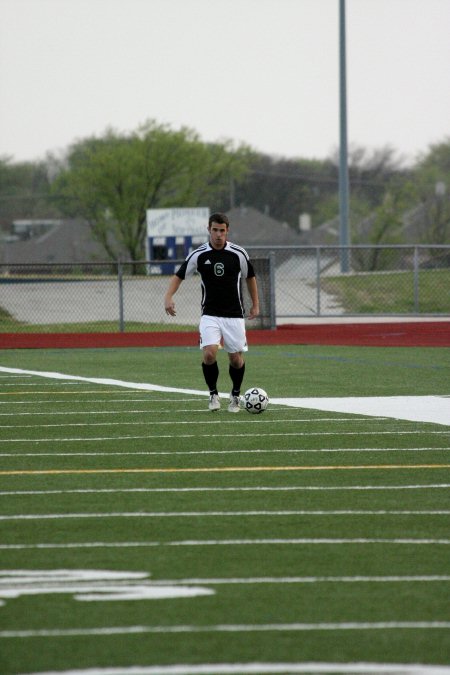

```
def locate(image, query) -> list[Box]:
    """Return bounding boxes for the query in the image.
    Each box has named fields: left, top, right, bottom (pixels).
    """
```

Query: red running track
left=0, top=322, right=449, bottom=349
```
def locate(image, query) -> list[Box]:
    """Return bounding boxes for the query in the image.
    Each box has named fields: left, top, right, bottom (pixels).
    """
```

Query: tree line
left=0, top=118, right=448, bottom=261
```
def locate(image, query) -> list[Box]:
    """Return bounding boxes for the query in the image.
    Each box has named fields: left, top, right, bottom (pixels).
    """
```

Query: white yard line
left=1, top=484, right=448, bottom=496
left=137, top=574, right=450, bottom=585
left=1, top=509, right=449, bottom=521
left=0, top=399, right=199, bottom=405
left=1, top=447, right=448, bottom=457
left=1, top=538, right=450, bottom=550
left=2, top=621, right=450, bottom=639
left=1, top=431, right=449, bottom=444
left=0, top=411, right=384, bottom=421
left=14, top=662, right=450, bottom=675
left=0, top=366, right=448, bottom=426
left=0, top=418, right=385, bottom=428
left=2, top=571, right=448, bottom=586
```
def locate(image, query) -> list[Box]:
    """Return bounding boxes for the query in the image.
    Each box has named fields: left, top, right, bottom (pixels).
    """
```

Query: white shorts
left=199, top=315, right=248, bottom=353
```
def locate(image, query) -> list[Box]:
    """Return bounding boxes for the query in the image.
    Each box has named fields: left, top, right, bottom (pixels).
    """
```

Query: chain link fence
left=0, top=245, right=449, bottom=333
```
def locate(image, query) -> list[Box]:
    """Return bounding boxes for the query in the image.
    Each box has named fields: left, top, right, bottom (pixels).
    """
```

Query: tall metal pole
left=339, top=0, right=350, bottom=272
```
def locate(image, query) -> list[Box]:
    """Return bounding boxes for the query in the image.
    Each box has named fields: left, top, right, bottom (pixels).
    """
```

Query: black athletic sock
left=202, top=361, right=219, bottom=395
left=229, top=363, right=245, bottom=396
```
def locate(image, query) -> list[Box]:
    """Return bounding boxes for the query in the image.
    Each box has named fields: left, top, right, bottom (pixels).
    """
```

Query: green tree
left=236, top=145, right=409, bottom=231
left=52, top=120, right=250, bottom=261
left=0, top=156, right=58, bottom=225
left=236, top=153, right=338, bottom=228
left=411, top=139, right=450, bottom=244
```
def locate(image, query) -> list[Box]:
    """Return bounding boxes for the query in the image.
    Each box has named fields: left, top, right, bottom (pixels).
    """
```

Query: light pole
left=339, top=0, right=350, bottom=272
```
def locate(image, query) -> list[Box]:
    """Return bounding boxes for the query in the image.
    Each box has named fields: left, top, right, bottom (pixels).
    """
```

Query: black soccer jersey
left=176, top=241, right=256, bottom=318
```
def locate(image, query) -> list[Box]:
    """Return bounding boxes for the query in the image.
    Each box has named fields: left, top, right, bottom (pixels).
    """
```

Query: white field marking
left=278, top=396, right=450, bottom=427
left=2, top=509, right=449, bottom=521
left=0, top=569, right=214, bottom=606
left=1, top=447, right=447, bottom=458
left=0, top=366, right=449, bottom=426
left=0, top=418, right=385, bottom=429
left=0, top=390, right=176, bottom=398
left=2, top=622, right=450, bottom=640
left=138, top=574, right=450, bottom=585
left=0, top=398, right=200, bottom=405
left=1, top=538, right=450, bottom=551
left=0, top=398, right=205, bottom=404
left=2, top=570, right=448, bottom=587
left=14, top=663, right=450, bottom=675
left=3, top=571, right=447, bottom=610
left=0, top=374, right=32, bottom=378
left=0, top=569, right=149, bottom=580
left=0, top=383, right=84, bottom=387
left=1, top=484, right=449, bottom=497
left=0, top=410, right=377, bottom=420
left=0, top=366, right=213, bottom=396
left=1, top=431, right=449, bottom=444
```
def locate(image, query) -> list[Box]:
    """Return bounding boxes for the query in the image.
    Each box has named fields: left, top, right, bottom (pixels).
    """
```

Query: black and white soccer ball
left=244, top=387, right=269, bottom=414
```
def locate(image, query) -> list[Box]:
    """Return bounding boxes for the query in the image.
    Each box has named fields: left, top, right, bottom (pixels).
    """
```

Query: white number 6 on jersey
left=214, top=262, right=225, bottom=277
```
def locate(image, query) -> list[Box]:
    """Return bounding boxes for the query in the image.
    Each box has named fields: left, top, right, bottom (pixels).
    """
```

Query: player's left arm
left=246, top=276, right=260, bottom=320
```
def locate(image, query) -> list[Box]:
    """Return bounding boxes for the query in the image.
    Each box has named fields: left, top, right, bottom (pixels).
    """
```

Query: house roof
left=0, top=220, right=111, bottom=265
left=1, top=207, right=306, bottom=267
left=225, top=207, right=303, bottom=246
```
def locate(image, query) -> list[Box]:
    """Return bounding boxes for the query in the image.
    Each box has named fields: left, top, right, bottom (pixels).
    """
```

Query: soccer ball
left=244, top=387, right=269, bottom=414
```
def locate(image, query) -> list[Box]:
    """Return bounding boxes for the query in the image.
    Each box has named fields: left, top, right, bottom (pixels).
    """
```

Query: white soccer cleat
left=208, top=394, right=221, bottom=411
left=228, top=395, right=241, bottom=413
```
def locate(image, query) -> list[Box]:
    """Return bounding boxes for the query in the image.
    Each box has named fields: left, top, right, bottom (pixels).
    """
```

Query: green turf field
left=0, top=345, right=449, bottom=674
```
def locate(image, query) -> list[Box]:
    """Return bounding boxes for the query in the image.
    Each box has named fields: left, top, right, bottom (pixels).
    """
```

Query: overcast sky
left=1, top=0, right=449, bottom=166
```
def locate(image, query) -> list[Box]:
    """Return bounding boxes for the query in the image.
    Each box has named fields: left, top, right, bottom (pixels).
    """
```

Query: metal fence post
left=118, top=261, right=125, bottom=332
left=316, top=247, right=321, bottom=316
left=413, top=246, right=419, bottom=314
left=269, top=251, right=277, bottom=330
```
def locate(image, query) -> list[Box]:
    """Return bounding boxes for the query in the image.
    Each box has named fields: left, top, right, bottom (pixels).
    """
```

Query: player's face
left=208, top=222, right=228, bottom=250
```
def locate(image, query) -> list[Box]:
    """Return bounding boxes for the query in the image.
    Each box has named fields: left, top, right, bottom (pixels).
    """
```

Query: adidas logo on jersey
left=204, top=259, right=212, bottom=265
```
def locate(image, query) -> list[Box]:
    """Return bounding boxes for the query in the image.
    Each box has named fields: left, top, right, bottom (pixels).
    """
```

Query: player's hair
left=209, top=212, right=229, bottom=228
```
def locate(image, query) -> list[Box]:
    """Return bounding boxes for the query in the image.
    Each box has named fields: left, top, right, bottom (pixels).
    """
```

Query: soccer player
left=164, top=212, right=259, bottom=412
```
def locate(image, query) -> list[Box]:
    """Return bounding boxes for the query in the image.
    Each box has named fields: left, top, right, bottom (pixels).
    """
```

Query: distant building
left=0, top=219, right=109, bottom=265
left=225, top=207, right=303, bottom=246
left=1, top=209, right=306, bottom=267
left=10, top=219, right=64, bottom=241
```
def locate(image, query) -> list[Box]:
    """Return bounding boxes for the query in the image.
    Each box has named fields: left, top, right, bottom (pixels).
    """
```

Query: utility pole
left=339, top=0, right=350, bottom=272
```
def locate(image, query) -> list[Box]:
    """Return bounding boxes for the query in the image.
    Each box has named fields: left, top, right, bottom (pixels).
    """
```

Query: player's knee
left=229, top=353, right=244, bottom=369
left=202, top=347, right=217, bottom=365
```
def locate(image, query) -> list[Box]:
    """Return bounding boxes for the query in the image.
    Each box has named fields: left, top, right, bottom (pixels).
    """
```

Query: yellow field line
left=1, top=464, right=450, bottom=476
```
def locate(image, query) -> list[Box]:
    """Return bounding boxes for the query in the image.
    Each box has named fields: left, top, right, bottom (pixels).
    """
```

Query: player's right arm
left=164, top=274, right=183, bottom=316
left=164, top=247, right=201, bottom=316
